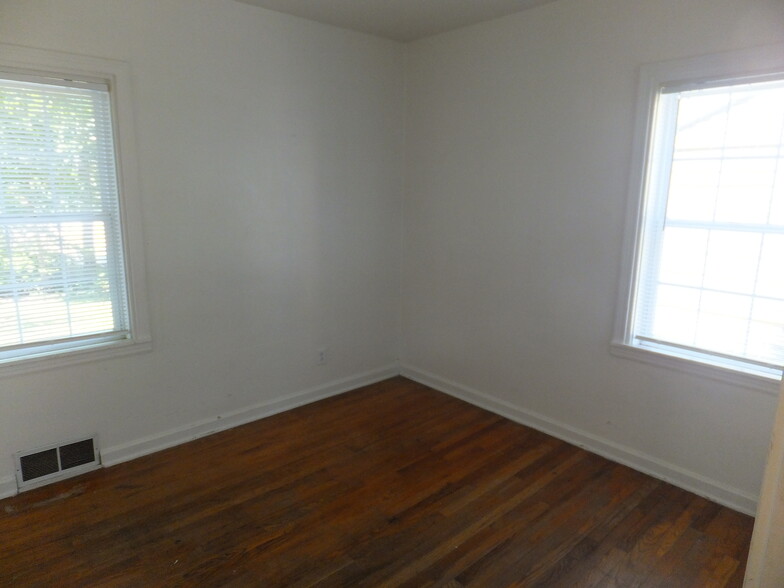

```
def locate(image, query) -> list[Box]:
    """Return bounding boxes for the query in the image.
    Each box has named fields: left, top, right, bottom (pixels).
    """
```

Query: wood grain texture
left=0, top=377, right=753, bottom=587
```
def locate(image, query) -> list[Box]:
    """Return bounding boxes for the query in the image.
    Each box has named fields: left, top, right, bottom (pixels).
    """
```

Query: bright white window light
left=0, top=74, right=131, bottom=361
left=630, top=76, right=784, bottom=379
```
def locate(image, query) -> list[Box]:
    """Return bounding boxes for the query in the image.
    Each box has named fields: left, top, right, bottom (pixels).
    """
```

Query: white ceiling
left=234, top=0, right=558, bottom=42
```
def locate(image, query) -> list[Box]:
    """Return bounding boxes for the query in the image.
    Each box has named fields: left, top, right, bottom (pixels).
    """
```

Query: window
left=616, top=46, right=784, bottom=384
left=0, top=45, right=149, bottom=373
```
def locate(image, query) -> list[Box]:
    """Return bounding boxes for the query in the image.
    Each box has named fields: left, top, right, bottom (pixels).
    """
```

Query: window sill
left=0, top=337, right=153, bottom=379
left=610, top=341, right=782, bottom=395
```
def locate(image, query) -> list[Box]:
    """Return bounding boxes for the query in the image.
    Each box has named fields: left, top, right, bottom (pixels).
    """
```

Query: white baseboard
left=4, top=362, right=756, bottom=516
left=0, top=475, right=16, bottom=500
left=101, top=364, right=400, bottom=468
left=400, top=363, right=758, bottom=516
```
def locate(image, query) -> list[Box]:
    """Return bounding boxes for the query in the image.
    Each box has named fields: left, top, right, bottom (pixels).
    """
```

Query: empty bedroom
left=1, top=0, right=783, bottom=585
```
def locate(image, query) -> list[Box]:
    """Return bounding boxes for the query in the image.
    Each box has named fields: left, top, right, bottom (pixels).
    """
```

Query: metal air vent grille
left=14, top=436, right=100, bottom=491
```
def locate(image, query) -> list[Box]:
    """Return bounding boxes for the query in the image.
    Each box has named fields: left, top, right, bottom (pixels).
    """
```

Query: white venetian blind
left=0, top=74, right=130, bottom=360
left=633, top=77, right=784, bottom=376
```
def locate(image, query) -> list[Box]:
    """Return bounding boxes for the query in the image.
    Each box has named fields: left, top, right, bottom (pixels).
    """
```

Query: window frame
left=612, top=44, right=784, bottom=393
left=0, top=44, right=151, bottom=376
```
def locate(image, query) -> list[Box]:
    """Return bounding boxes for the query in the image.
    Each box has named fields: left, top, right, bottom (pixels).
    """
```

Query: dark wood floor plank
left=0, top=376, right=754, bottom=587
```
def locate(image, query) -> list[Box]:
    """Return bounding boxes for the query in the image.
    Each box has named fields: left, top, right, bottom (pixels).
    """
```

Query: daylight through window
left=0, top=74, right=131, bottom=361
left=628, top=75, right=784, bottom=379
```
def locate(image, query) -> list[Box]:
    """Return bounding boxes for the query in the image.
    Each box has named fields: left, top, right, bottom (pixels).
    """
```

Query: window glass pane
left=650, top=284, right=700, bottom=345
left=748, top=299, right=784, bottom=364
left=659, top=227, right=708, bottom=288
left=756, top=235, right=784, bottom=299
left=715, top=159, right=776, bottom=224
left=694, top=291, right=752, bottom=356
left=673, top=93, right=729, bottom=151
left=666, top=160, right=719, bottom=222
left=724, top=87, right=784, bottom=148
left=0, top=83, right=112, bottom=215
left=702, top=231, right=762, bottom=295
left=770, top=167, right=784, bottom=225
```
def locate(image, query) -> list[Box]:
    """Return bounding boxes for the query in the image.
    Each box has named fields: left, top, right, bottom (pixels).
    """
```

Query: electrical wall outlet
left=317, top=347, right=328, bottom=365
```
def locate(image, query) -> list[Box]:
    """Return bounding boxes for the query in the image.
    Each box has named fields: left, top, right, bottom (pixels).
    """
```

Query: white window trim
left=0, top=44, right=151, bottom=377
left=612, top=43, right=784, bottom=395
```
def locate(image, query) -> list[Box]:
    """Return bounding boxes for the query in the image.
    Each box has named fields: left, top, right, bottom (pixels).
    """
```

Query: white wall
left=0, top=0, right=404, bottom=494
left=402, top=0, right=784, bottom=513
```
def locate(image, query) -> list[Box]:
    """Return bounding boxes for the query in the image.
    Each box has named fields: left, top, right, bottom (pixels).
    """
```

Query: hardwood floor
left=0, top=377, right=753, bottom=587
